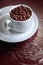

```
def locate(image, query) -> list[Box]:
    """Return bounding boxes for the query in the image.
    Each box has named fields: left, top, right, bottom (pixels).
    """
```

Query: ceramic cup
left=5, top=4, right=34, bottom=32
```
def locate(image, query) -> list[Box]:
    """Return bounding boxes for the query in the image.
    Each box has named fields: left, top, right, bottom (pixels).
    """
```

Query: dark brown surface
left=0, top=0, right=43, bottom=65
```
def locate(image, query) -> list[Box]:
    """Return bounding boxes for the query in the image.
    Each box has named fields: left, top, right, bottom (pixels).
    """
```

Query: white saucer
left=0, top=5, right=38, bottom=43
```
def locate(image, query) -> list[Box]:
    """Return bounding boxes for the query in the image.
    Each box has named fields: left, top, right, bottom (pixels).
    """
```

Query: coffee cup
left=5, top=4, right=34, bottom=32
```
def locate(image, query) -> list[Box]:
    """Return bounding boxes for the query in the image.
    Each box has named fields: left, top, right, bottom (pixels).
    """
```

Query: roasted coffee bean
left=10, top=6, right=32, bottom=21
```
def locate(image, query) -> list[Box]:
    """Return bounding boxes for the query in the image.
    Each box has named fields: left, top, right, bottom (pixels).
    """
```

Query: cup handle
left=5, top=20, right=12, bottom=30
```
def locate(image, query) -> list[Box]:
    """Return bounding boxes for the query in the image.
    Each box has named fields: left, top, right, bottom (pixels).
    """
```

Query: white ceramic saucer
left=0, top=5, right=38, bottom=43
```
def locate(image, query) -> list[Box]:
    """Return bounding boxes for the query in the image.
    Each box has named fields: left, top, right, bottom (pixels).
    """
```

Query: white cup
left=5, top=4, right=34, bottom=32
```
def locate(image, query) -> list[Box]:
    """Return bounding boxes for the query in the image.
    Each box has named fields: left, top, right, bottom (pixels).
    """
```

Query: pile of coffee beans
left=10, top=6, right=32, bottom=21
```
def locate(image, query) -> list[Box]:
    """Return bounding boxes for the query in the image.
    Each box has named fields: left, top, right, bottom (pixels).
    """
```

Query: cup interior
left=9, top=4, right=33, bottom=22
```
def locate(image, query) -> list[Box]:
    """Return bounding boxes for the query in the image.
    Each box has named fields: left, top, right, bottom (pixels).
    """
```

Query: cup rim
left=9, top=4, right=33, bottom=23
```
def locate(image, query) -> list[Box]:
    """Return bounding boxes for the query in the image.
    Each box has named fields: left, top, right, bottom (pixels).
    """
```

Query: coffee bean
left=10, top=6, right=32, bottom=21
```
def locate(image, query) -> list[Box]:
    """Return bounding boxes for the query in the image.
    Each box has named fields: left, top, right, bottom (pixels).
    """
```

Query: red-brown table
left=0, top=0, right=43, bottom=65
